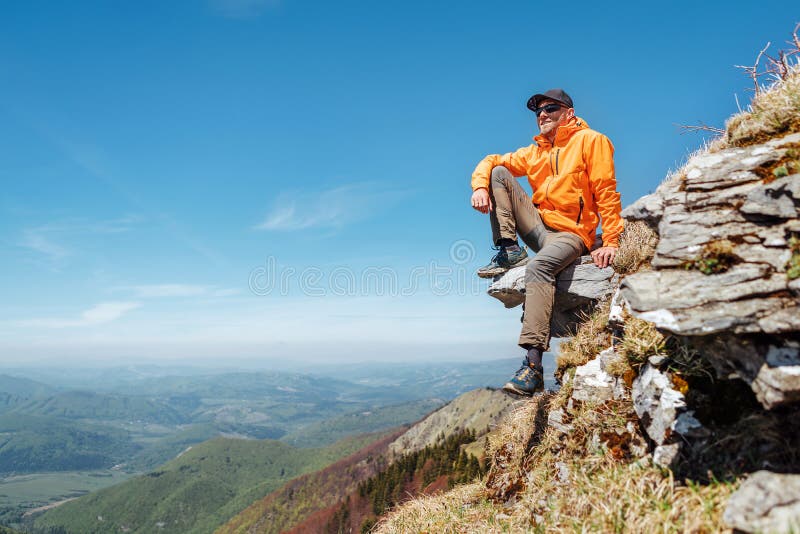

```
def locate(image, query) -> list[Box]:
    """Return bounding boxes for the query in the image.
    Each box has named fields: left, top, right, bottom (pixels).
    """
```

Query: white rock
left=632, top=364, right=686, bottom=445
left=571, top=349, right=620, bottom=403
left=673, top=411, right=709, bottom=438
left=608, top=287, right=628, bottom=327
left=653, top=443, right=681, bottom=468
left=723, top=471, right=800, bottom=533
left=547, top=408, right=574, bottom=435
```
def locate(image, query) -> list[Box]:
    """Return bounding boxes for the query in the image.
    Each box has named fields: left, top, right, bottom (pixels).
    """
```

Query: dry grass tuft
left=551, top=367, right=575, bottom=408
left=372, top=482, right=489, bottom=534
left=485, top=396, right=548, bottom=461
left=555, top=299, right=612, bottom=379
left=613, top=220, right=660, bottom=275
left=659, top=167, right=687, bottom=189
left=377, top=395, right=738, bottom=533
left=484, top=395, right=551, bottom=503
left=377, top=462, right=737, bottom=533
left=676, top=28, right=800, bottom=152
left=519, top=457, right=737, bottom=533
left=619, top=315, right=666, bottom=370
left=704, top=239, right=735, bottom=258
left=604, top=349, right=635, bottom=380
left=727, top=63, right=800, bottom=147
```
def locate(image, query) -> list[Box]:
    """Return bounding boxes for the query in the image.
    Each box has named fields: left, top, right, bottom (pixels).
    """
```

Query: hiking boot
left=476, top=246, right=529, bottom=278
left=502, top=360, right=545, bottom=396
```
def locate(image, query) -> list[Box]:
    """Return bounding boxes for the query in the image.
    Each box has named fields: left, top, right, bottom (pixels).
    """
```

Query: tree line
left=327, top=428, right=485, bottom=534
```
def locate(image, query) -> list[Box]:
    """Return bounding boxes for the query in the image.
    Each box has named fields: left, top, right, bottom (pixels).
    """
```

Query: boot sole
left=476, top=257, right=530, bottom=279
left=476, top=266, right=508, bottom=279
left=501, top=382, right=544, bottom=397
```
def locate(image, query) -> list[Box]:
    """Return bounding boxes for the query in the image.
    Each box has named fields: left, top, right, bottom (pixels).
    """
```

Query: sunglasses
left=533, top=103, right=565, bottom=116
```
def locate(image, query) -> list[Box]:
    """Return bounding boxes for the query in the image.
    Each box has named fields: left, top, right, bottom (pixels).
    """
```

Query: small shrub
left=773, top=164, right=790, bottom=178
left=664, top=337, right=714, bottom=380
left=787, top=235, right=800, bottom=280
left=682, top=239, right=738, bottom=275
left=754, top=146, right=800, bottom=183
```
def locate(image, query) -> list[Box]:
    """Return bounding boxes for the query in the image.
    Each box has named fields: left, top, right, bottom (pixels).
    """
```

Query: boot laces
left=490, top=246, right=507, bottom=265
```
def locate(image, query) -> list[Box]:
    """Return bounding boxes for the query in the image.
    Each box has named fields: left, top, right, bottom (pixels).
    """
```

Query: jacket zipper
left=545, top=148, right=560, bottom=204
left=576, top=197, right=584, bottom=224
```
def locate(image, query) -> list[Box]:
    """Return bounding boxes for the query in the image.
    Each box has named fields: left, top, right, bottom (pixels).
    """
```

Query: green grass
left=34, top=433, right=381, bottom=534
left=0, top=414, right=138, bottom=474
left=124, top=424, right=222, bottom=472
left=0, top=470, right=132, bottom=508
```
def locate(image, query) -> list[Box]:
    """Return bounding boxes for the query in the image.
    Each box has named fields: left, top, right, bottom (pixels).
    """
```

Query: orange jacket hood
left=533, top=116, right=588, bottom=149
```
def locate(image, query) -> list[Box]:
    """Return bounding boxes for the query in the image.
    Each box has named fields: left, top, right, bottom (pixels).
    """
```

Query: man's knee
left=491, top=165, right=513, bottom=185
left=525, top=257, right=556, bottom=285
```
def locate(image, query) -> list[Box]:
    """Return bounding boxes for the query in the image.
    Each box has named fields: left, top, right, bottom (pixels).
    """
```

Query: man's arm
left=470, top=145, right=533, bottom=191
left=585, top=134, right=624, bottom=267
left=470, top=146, right=533, bottom=213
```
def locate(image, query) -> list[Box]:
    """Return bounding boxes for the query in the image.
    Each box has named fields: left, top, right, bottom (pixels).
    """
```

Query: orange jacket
left=471, top=117, right=623, bottom=250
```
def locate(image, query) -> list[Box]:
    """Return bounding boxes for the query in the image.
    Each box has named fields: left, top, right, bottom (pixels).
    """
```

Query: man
left=470, top=88, right=623, bottom=396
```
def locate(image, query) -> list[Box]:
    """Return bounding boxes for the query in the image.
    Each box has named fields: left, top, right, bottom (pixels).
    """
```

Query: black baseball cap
left=527, top=89, right=574, bottom=111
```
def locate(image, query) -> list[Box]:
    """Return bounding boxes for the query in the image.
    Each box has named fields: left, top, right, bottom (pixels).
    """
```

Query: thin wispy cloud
left=255, top=182, right=409, bottom=231
left=129, top=284, right=208, bottom=298
left=209, top=0, right=280, bottom=19
left=17, top=216, right=143, bottom=265
left=212, top=288, right=242, bottom=297
left=20, top=229, right=71, bottom=262
left=120, top=284, right=240, bottom=299
left=16, top=301, right=142, bottom=329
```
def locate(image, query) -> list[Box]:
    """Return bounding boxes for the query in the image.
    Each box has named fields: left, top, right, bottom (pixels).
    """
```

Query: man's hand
left=591, top=246, right=617, bottom=269
left=471, top=188, right=492, bottom=213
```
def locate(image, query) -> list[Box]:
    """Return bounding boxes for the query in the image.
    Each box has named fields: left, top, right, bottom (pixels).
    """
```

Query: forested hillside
left=34, top=432, right=384, bottom=534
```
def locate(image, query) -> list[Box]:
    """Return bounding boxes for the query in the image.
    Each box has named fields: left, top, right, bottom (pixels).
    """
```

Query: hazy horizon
left=0, top=340, right=557, bottom=370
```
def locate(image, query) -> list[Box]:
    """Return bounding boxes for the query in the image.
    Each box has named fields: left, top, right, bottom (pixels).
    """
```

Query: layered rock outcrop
left=621, top=132, right=800, bottom=408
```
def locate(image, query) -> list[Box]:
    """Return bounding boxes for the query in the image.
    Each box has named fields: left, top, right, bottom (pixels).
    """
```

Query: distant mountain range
left=30, top=387, right=517, bottom=534
left=0, top=359, right=520, bottom=531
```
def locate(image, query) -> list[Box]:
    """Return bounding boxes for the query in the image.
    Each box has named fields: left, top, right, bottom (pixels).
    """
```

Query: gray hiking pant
left=488, top=166, right=587, bottom=351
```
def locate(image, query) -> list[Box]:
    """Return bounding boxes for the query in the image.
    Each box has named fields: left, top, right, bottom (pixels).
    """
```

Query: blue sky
left=0, top=0, right=797, bottom=365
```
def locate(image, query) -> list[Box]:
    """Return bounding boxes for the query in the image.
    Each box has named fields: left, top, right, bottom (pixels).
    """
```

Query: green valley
left=33, top=432, right=385, bottom=534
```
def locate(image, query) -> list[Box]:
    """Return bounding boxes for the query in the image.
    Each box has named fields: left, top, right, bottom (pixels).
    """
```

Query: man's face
left=535, top=99, right=573, bottom=138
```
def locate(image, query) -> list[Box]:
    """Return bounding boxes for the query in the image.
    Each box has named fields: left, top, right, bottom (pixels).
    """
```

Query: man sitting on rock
left=470, top=88, right=623, bottom=396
